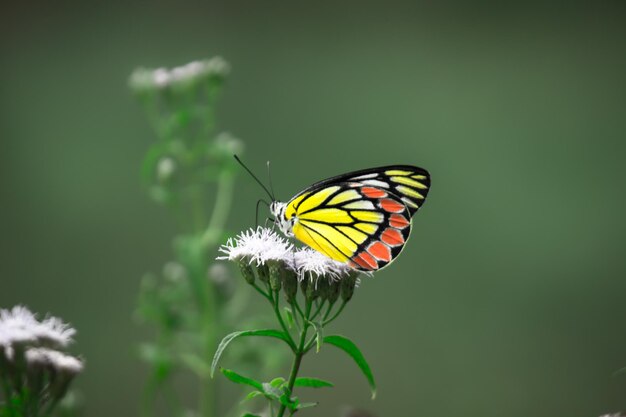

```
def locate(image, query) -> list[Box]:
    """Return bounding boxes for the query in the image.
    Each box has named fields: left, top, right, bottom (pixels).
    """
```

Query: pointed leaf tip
left=323, top=334, right=376, bottom=399
left=294, top=377, right=334, bottom=388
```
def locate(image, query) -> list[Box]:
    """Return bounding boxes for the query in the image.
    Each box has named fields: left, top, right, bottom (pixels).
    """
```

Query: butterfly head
left=270, top=201, right=295, bottom=238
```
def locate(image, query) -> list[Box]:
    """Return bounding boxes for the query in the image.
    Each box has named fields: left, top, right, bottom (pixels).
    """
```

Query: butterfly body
left=270, top=165, right=430, bottom=271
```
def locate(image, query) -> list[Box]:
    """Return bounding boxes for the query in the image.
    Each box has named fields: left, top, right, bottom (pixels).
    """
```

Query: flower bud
left=238, top=260, right=255, bottom=285
left=282, top=269, right=298, bottom=303
left=316, top=278, right=330, bottom=302
left=267, top=261, right=284, bottom=292
left=340, top=272, right=359, bottom=303
left=25, top=348, right=47, bottom=396
left=301, top=274, right=319, bottom=301
left=257, top=264, right=269, bottom=283
left=47, top=352, right=84, bottom=402
left=300, top=277, right=309, bottom=298
left=327, top=279, right=341, bottom=304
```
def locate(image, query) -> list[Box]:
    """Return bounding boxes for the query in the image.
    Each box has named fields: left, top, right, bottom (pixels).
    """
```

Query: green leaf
left=294, top=377, right=334, bottom=388
left=241, top=414, right=262, bottom=417
left=297, top=402, right=318, bottom=410
left=307, top=320, right=324, bottom=353
left=242, top=390, right=263, bottom=402
left=211, top=329, right=293, bottom=377
left=284, top=306, right=295, bottom=328
left=270, top=377, right=286, bottom=387
left=323, top=335, right=377, bottom=399
left=220, top=368, right=263, bottom=391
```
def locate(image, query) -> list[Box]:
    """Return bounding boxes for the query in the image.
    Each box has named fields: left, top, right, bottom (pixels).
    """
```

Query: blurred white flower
left=36, top=316, right=76, bottom=348
left=157, top=157, right=176, bottom=182
left=218, top=227, right=294, bottom=267
left=0, top=305, right=75, bottom=350
left=0, top=305, right=37, bottom=328
left=214, top=132, right=244, bottom=156
left=163, top=261, right=187, bottom=282
left=25, top=347, right=84, bottom=375
left=129, top=57, right=230, bottom=92
left=152, top=68, right=170, bottom=87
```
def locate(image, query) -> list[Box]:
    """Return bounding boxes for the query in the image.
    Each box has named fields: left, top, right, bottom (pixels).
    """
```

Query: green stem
left=200, top=267, right=218, bottom=417
left=271, top=291, right=296, bottom=351
left=200, top=171, right=234, bottom=249
left=323, top=300, right=347, bottom=327
left=269, top=398, right=276, bottom=417
left=309, top=300, right=326, bottom=321
left=140, top=378, right=156, bottom=417
left=322, top=301, right=336, bottom=321
left=277, top=300, right=312, bottom=417
left=290, top=301, right=302, bottom=330
left=41, top=397, right=61, bottom=417
left=0, top=376, right=14, bottom=417
left=195, top=169, right=234, bottom=417
left=251, top=282, right=271, bottom=301
left=293, top=300, right=306, bottom=320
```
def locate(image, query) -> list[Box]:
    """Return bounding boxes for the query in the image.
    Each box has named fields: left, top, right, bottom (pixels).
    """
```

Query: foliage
left=214, top=239, right=376, bottom=417
left=129, top=57, right=282, bottom=417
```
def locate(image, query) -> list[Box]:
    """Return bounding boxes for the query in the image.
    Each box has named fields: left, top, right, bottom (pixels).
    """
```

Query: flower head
left=218, top=227, right=294, bottom=267
left=293, top=248, right=353, bottom=281
left=129, top=57, right=230, bottom=93
left=0, top=305, right=76, bottom=350
left=25, top=348, right=84, bottom=375
left=36, top=316, right=76, bottom=348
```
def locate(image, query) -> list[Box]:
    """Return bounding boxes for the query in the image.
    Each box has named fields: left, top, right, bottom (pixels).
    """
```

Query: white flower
left=0, top=305, right=75, bottom=350
left=163, top=261, right=187, bottom=282
left=157, top=157, right=176, bottom=182
left=152, top=68, right=170, bottom=87
left=129, top=57, right=230, bottom=92
left=218, top=227, right=294, bottom=267
left=293, top=248, right=353, bottom=281
left=25, top=347, right=84, bottom=374
left=0, top=306, right=40, bottom=347
left=0, top=305, right=37, bottom=328
left=36, top=316, right=76, bottom=348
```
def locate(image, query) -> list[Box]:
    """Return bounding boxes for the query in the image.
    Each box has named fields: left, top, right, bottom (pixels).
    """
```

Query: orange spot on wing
left=390, top=214, right=410, bottom=228
left=361, top=187, right=387, bottom=198
left=352, top=252, right=377, bottom=270
left=380, top=199, right=405, bottom=213
left=368, top=242, right=391, bottom=262
left=382, top=228, right=404, bottom=246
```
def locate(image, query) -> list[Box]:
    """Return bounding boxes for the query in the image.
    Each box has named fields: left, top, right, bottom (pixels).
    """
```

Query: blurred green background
left=2, top=1, right=626, bottom=416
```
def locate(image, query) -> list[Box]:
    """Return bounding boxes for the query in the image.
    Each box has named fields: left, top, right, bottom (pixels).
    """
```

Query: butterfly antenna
left=234, top=155, right=274, bottom=201
left=255, top=199, right=270, bottom=228
left=267, top=160, right=276, bottom=201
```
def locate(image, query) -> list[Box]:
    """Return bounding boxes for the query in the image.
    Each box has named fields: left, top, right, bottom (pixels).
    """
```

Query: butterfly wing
left=284, top=165, right=430, bottom=271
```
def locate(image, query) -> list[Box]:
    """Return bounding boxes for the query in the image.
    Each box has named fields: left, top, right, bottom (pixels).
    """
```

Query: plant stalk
left=277, top=300, right=312, bottom=417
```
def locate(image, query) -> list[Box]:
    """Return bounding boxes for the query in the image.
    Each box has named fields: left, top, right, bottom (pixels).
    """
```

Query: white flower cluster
left=218, top=227, right=294, bottom=267
left=0, top=305, right=82, bottom=374
left=293, top=248, right=353, bottom=281
left=129, top=56, right=230, bottom=92
left=218, top=227, right=354, bottom=281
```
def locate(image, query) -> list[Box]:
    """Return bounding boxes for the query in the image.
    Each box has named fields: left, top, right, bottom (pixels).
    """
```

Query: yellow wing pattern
left=283, top=166, right=430, bottom=271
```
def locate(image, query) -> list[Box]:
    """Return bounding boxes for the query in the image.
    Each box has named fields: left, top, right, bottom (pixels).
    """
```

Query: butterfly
left=235, top=157, right=431, bottom=271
